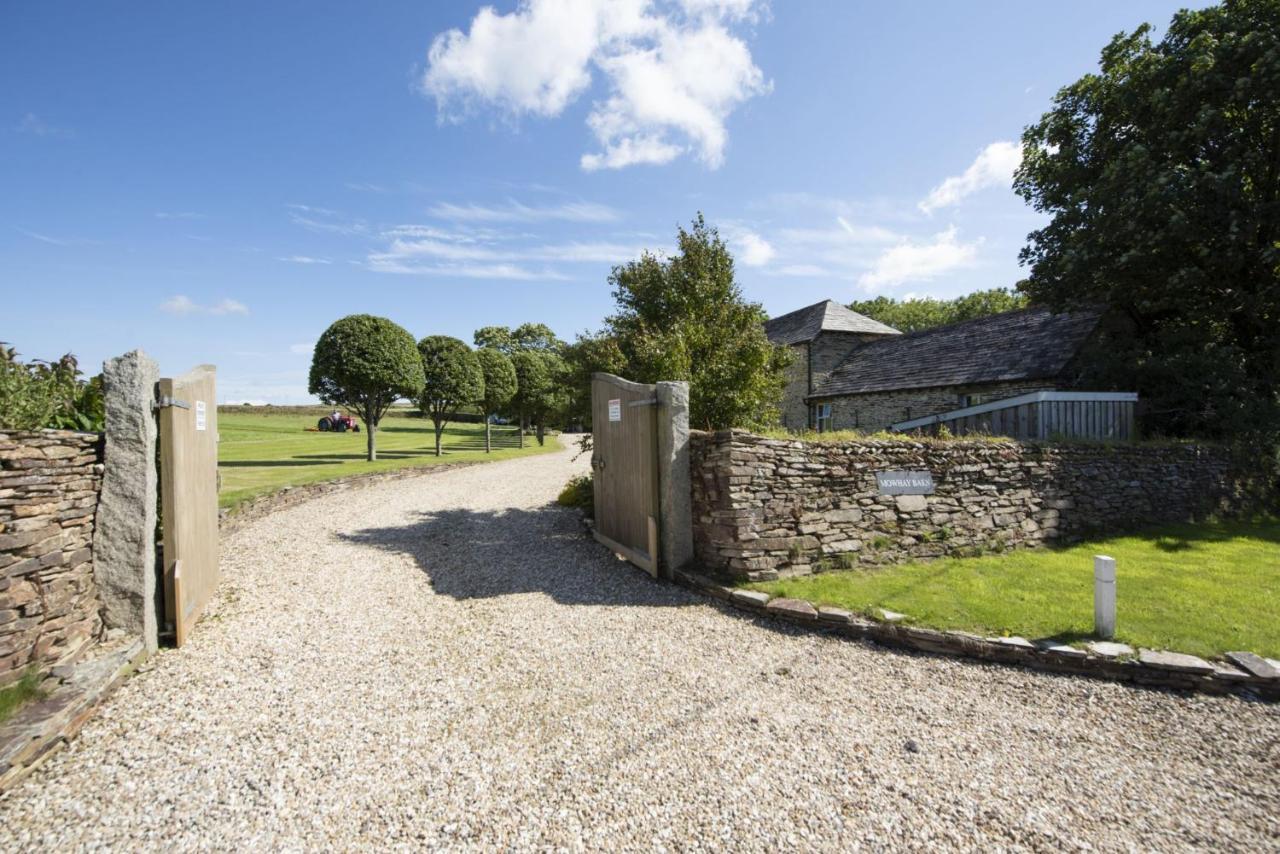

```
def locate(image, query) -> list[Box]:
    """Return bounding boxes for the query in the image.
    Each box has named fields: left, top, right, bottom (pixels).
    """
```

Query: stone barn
left=765, top=300, right=1105, bottom=434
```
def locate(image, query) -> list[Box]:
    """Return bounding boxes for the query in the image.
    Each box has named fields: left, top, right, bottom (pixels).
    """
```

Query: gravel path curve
left=1, top=444, right=1277, bottom=850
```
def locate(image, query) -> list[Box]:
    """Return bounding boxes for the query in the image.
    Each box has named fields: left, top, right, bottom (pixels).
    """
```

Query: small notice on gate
left=608, top=398, right=622, bottom=422
left=195, top=400, right=207, bottom=431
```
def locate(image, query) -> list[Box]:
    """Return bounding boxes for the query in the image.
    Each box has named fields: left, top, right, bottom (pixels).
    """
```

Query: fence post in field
left=656, top=381, right=693, bottom=576
left=93, top=350, right=160, bottom=653
left=1094, top=555, right=1116, bottom=639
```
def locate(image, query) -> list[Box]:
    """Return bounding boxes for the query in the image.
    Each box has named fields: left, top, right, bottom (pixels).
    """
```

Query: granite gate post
left=93, top=350, right=160, bottom=653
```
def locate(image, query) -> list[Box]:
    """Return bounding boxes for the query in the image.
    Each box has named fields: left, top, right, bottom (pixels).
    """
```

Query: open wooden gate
left=591, top=373, right=660, bottom=577
left=158, top=365, right=219, bottom=646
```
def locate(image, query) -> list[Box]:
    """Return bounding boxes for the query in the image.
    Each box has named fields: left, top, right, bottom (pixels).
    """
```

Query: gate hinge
left=154, top=396, right=191, bottom=411
left=628, top=397, right=658, bottom=408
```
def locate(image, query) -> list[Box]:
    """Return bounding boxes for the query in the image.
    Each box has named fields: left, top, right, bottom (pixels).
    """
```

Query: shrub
left=557, top=474, right=594, bottom=514
left=0, top=345, right=104, bottom=432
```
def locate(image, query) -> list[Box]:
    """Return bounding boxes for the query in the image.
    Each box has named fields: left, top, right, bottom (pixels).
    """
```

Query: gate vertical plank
left=159, top=365, right=219, bottom=646
left=591, top=373, right=660, bottom=576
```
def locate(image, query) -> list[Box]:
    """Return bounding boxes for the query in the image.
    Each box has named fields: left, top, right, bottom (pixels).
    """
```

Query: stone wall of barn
left=0, top=431, right=105, bottom=686
left=690, top=430, right=1251, bottom=580
left=778, top=343, right=810, bottom=432
left=815, top=380, right=1056, bottom=433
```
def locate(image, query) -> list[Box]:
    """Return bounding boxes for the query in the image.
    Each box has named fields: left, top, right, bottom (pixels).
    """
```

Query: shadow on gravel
left=337, top=504, right=697, bottom=607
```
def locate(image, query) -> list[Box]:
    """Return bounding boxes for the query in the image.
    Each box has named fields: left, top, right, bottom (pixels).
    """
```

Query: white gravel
left=1, top=443, right=1277, bottom=851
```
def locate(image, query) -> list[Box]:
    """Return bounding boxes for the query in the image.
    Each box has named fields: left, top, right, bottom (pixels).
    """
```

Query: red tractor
left=317, top=413, right=360, bottom=433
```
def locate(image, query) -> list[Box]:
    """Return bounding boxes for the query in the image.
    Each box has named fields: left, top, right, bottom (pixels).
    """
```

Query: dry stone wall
left=691, top=430, right=1248, bottom=580
left=0, top=431, right=105, bottom=686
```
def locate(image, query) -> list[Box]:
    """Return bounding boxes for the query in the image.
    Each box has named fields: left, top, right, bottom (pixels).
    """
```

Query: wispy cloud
left=16, top=113, right=73, bottom=138
left=289, top=342, right=315, bottom=356
left=344, top=182, right=390, bottom=193
left=427, top=199, right=620, bottom=224
left=15, top=227, right=69, bottom=245
left=160, top=295, right=250, bottom=316
left=858, top=226, right=981, bottom=289
left=155, top=211, right=204, bottom=220
left=276, top=255, right=332, bottom=265
left=919, top=141, right=1021, bottom=214
left=287, top=204, right=369, bottom=236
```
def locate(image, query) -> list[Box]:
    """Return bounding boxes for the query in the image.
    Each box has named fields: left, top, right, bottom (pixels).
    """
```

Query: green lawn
left=218, top=408, right=560, bottom=511
left=748, top=517, right=1280, bottom=659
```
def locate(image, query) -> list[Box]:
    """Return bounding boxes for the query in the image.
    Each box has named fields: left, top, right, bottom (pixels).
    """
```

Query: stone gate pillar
left=93, top=350, right=159, bottom=653
left=656, top=381, right=693, bottom=575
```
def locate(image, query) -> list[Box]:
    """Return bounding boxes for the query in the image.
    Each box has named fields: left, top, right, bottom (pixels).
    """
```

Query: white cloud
left=427, top=199, right=619, bottom=223
left=734, top=231, right=775, bottom=267
left=858, top=226, right=981, bottom=289
left=422, top=0, right=769, bottom=170
left=16, top=113, right=72, bottom=138
left=919, top=141, right=1021, bottom=214
left=160, top=295, right=250, bottom=316
left=289, top=342, right=314, bottom=356
left=277, top=255, right=332, bottom=265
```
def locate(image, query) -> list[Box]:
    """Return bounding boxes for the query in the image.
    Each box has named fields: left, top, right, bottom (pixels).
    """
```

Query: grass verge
left=219, top=409, right=560, bottom=511
left=747, top=517, right=1280, bottom=659
left=0, top=669, right=46, bottom=724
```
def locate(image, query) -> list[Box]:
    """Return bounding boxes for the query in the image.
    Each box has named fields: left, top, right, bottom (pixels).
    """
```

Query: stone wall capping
left=1087, top=641, right=1135, bottom=659
left=1225, top=651, right=1279, bottom=680
left=765, top=598, right=818, bottom=621
left=1138, top=649, right=1215, bottom=674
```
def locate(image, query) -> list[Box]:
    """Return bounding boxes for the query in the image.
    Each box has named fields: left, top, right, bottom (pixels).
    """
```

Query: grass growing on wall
left=0, top=669, right=46, bottom=724
left=747, top=516, right=1280, bottom=659
left=218, top=408, right=559, bottom=511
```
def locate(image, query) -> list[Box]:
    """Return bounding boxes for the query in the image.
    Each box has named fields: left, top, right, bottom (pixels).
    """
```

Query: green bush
left=557, top=474, right=594, bottom=514
left=0, top=345, right=104, bottom=432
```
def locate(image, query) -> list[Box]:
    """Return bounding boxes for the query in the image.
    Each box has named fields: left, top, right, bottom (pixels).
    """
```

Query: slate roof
left=811, top=306, right=1102, bottom=397
left=764, top=300, right=901, bottom=345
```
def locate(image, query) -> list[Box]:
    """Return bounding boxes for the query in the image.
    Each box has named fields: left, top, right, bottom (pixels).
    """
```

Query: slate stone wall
left=778, top=343, right=809, bottom=432
left=690, top=430, right=1248, bottom=580
left=0, top=431, right=105, bottom=686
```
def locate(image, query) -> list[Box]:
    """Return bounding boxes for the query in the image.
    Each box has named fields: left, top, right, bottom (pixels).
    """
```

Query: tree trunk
left=519, top=412, right=525, bottom=448
left=536, top=418, right=544, bottom=446
left=433, top=417, right=443, bottom=457
left=485, top=418, right=491, bottom=453
left=366, top=420, right=376, bottom=461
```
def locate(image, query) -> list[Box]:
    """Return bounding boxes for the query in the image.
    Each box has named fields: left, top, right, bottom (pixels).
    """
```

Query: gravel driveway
left=1, top=443, right=1277, bottom=850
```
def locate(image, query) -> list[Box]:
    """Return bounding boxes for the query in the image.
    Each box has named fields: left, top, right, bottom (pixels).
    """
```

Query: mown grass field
left=218, top=407, right=559, bottom=511
left=748, top=517, right=1280, bottom=659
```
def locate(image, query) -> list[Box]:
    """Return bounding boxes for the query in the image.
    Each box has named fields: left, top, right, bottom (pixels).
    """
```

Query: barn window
left=812, top=402, right=833, bottom=433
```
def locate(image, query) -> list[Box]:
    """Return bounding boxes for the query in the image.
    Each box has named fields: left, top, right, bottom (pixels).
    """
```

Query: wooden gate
left=158, top=365, right=219, bottom=646
left=591, top=373, right=660, bottom=577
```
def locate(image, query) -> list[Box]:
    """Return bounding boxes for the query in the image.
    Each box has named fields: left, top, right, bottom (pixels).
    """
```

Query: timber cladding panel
left=690, top=430, right=1256, bottom=581
left=0, top=430, right=105, bottom=686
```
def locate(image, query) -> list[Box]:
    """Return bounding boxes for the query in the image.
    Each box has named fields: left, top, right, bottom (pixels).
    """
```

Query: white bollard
left=1094, top=555, right=1116, bottom=639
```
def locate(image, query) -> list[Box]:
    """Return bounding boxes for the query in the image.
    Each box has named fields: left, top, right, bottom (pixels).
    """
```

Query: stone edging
left=0, top=637, right=147, bottom=792
left=670, top=568, right=1280, bottom=701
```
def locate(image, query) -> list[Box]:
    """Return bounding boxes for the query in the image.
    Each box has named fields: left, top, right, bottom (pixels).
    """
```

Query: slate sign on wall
left=876, top=471, right=935, bottom=495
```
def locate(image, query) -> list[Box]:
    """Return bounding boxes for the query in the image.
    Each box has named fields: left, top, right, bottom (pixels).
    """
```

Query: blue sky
left=2, top=0, right=1198, bottom=404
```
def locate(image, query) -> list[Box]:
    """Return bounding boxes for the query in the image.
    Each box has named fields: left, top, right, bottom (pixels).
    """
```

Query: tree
left=510, top=350, right=552, bottom=447
left=417, top=335, right=485, bottom=457
left=849, top=289, right=1029, bottom=333
left=1014, top=0, right=1280, bottom=438
left=309, top=315, right=423, bottom=461
left=475, top=347, right=517, bottom=453
left=474, top=323, right=563, bottom=356
left=563, top=331, right=627, bottom=429
left=0, top=346, right=103, bottom=432
left=604, top=213, right=791, bottom=430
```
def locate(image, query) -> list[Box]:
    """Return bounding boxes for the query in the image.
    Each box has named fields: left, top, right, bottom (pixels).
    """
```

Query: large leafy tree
left=604, top=214, right=790, bottom=430
left=1014, top=0, right=1280, bottom=438
left=309, top=315, right=424, bottom=461
left=475, top=347, right=517, bottom=453
left=417, top=335, right=485, bottom=457
left=848, top=288, right=1028, bottom=333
